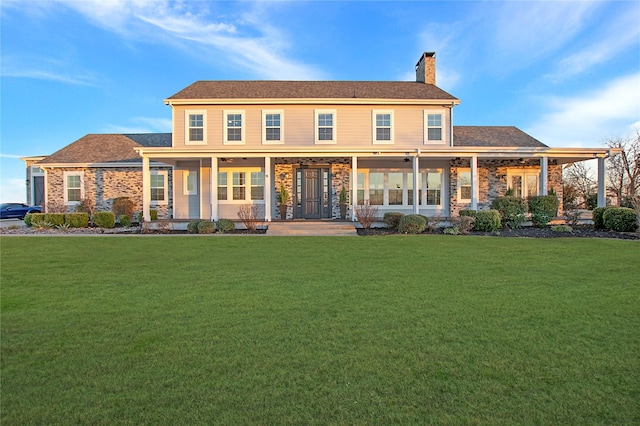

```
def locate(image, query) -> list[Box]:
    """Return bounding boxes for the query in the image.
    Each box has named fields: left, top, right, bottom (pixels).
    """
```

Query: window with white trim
left=63, top=171, right=84, bottom=205
left=358, top=169, right=443, bottom=207
left=224, top=111, right=245, bottom=144
left=150, top=171, right=168, bottom=205
left=183, top=170, right=197, bottom=195
left=424, top=111, right=444, bottom=144
left=458, top=169, right=471, bottom=202
left=507, top=170, right=539, bottom=198
left=262, top=111, right=283, bottom=144
left=373, top=110, right=394, bottom=144
left=315, top=110, right=336, bottom=144
left=185, top=111, right=206, bottom=145
left=218, top=168, right=265, bottom=202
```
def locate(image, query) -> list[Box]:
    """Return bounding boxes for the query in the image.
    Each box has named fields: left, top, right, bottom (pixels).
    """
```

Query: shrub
left=29, top=213, right=45, bottom=225
left=237, top=204, right=261, bottom=232
left=64, top=213, right=89, bottom=228
left=527, top=195, right=559, bottom=227
left=355, top=202, right=378, bottom=229
left=585, top=194, right=598, bottom=210
left=93, top=211, right=115, bottom=228
left=187, top=220, right=204, bottom=234
left=474, top=210, right=501, bottom=232
left=74, top=198, right=95, bottom=215
left=137, top=209, right=158, bottom=222
left=459, top=209, right=477, bottom=218
left=119, top=215, right=132, bottom=227
left=551, top=224, right=572, bottom=233
left=383, top=212, right=404, bottom=230
left=592, top=207, right=610, bottom=230
left=398, top=214, right=426, bottom=234
left=491, top=196, right=527, bottom=229
left=197, top=220, right=216, bottom=234
left=44, top=213, right=65, bottom=227
left=24, top=213, right=33, bottom=226
left=217, top=219, right=235, bottom=233
left=112, top=197, right=135, bottom=218
left=602, top=207, right=638, bottom=232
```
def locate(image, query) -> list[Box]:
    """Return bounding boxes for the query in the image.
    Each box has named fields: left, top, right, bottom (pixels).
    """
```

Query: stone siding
left=45, top=166, right=173, bottom=219
left=274, top=164, right=294, bottom=219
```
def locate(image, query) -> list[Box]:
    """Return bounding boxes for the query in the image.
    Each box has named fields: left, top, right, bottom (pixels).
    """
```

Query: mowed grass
left=1, top=236, right=639, bottom=425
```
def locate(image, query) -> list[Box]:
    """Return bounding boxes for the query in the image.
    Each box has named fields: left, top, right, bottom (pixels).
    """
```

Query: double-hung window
left=458, top=169, right=471, bottom=202
left=315, top=110, right=336, bottom=144
left=373, top=111, right=394, bottom=144
left=218, top=168, right=265, bottom=202
left=224, top=111, right=245, bottom=144
left=186, top=111, right=206, bottom=145
left=263, top=111, right=283, bottom=144
left=358, top=169, right=443, bottom=207
left=63, top=171, right=84, bottom=205
left=217, top=172, right=228, bottom=200
left=424, top=111, right=444, bottom=144
left=150, top=171, right=168, bottom=205
left=232, top=172, right=246, bottom=200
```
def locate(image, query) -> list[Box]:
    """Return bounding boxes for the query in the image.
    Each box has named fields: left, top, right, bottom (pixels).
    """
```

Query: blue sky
left=1, top=0, right=639, bottom=203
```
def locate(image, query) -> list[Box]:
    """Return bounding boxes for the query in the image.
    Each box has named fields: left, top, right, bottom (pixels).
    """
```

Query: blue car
left=0, top=203, right=42, bottom=219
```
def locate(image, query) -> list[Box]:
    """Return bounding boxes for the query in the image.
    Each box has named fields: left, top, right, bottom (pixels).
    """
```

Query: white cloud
left=2, top=56, right=99, bottom=86
left=52, top=0, right=325, bottom=80
left=526, top=73, right=640, bottom=148
left=546, top=12, right=640, bottom=81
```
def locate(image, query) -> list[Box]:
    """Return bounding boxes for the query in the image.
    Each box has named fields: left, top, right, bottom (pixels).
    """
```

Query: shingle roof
left=453, top=126, right=547, bottom=148
left=38, top=133, right=171, bottom=164
left=167, top=81, right=458, bottom=101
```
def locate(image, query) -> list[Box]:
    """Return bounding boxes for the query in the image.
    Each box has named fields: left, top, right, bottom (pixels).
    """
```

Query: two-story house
left=27, top=53, right=616, bottom=223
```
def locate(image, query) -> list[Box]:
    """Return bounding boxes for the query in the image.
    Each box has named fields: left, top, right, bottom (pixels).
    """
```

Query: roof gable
left=166, top=81, right=458, bottom=102
left=38, top=133, right=171, bottom=165
left=453, top=126, right=547, bottom=148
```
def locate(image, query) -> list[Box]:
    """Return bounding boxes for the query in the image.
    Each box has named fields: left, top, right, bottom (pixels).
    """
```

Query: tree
left=607, top=131, right=640, bottom=207
left=563, top=162, right=597, bottom=209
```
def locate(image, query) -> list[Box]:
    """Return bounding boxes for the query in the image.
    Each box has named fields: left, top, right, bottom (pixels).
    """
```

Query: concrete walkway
left=267, top=221, right=358, bottom=236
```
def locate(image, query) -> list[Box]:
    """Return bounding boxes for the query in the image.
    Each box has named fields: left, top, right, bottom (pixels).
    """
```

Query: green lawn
left=1, top=236, right=639, bottom=425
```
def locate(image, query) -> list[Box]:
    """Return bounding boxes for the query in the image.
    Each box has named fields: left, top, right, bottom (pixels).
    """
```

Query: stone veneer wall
left=449, top=159, right=564, bottom=217
left=274, top=164, right=294, bottom=219
left=45, top=166, right=173, bottom=219
left=331, top=164, right=351, bottom=219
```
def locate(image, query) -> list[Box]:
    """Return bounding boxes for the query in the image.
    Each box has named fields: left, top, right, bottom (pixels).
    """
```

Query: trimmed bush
left=459, top=209, right=477, bottom=218
left=592, top=207, right=610, bottom=230
left=29, top=213, right=45, bottom=225
left=44, top=213, right=65, bottom=227
left=474, top=210, right=501, bottom=232
left=528, top=195, right=559, bottom=227
left=119, top=215, right=132, bottom=227
left=602, top=207, right=638, bottom=232
left=187, top=220, right=204, bottom=234
left=93, top=211, right=115, bottom=229
left=383, top=212, right=404, bottom=230
left=551, top=224, right=572, bottom=233
left=24, top=213, right=33, bottom=227
left=398, top=214, right=427, bottom=234
left=217, top=219, right=235, bottom=233
left=197, top=220, right=215, bottom=234
left=491, top=196, right=527, bottom=229
left=112, top=197, right=135, bottom=218
left=64, top=213, right=89, bottom=228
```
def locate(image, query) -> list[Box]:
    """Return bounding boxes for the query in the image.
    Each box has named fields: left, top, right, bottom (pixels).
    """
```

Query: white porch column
left=412, top=155, right=420, bottom=214
left=470, top=155, right=478, bottom=210
left=540, top=156, right=548, bottom=195
left=597, top=156, right=606, bottom=207
left=264, top=156, right=272, bottom=222
left=142, top=156, right=151, bottom=221
left=211, top=156, right=218, bottom=221
left=351, top=156, right=358, bottom=221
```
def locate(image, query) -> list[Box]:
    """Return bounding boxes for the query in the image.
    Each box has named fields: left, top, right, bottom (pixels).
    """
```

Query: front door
left=295, top=167, right=330, bottom=219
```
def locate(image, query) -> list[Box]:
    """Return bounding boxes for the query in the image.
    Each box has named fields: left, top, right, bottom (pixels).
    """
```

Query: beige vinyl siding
left=171, top=104, right=449, bottom=149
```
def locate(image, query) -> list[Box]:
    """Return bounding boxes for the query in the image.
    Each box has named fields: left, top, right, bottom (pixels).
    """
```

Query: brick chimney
left=415, top=52, right=436, bottom=85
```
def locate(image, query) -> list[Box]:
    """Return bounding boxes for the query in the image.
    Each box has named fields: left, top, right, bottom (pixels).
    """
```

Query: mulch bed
left=357, top=226, right=640, bottom=240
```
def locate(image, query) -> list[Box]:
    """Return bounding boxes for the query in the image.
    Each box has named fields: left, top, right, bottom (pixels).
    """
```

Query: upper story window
left=315, top=110, right=336, bottom=144
left=224, top=111, right=245, bottom=144
left=63, top=171, right=84, bottom=205
left=185, top=111, right=206, bottom=145
left=424, top=111, right=444, bottom=144
left=263, top=110, right=284, bottom=144
left=373, top=110, right=394, bottom=144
